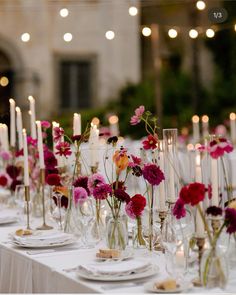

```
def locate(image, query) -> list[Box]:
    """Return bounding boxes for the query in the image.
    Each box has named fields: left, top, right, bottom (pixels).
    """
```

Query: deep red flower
left=188, top=182, right=205, bottom=206
left=46, top=174, right=61, bottom=186
left=53, top=127, right=64, bottom=143
left=125, top=194, right=146, bottom=219
left=114, top=189, right=130, bottom=203
left=225, top=208, right=236, bottom=234
left=15, top=149, right=24, bottom=157
left=55, top=142, right=72, bottom=157
left=128, top=155, right=142, bottom=168
left=142, top=135, right=158, bottom=150
left=180, top=182, right=205, bottom=206
left=206, top=206, right=223, bottom=216
left=209, top=138, right=233, bottom=159
left=142, top=163, right=165, bottom=186
left=73, top=176, right=90, bottom=195
left=173, top=198, right=186, bottom=219
left=93, top=184, right=112, bottom=200
left=112, top=181, right=126, bottom=191
left=179, top=186, right=191, bottom=204
left=10, top=179, right=22, bottom=191
left=0, top=175, right=8, bottom=187
left=6, top=165, right=21, bottom=179
left=44, top=150, right=57, bottom=169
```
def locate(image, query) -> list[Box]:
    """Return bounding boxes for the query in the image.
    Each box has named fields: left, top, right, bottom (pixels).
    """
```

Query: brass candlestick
left=166, top=200, right=175, bottom=212
left=37, top=168, right=53, bottom=230
left=24, top=185, right=31, bottom=230
left=192, top=236, right=205, bottom=287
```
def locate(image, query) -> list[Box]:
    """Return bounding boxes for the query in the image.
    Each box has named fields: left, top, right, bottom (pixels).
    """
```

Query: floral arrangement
left=173, top=181, right=236, bottom=287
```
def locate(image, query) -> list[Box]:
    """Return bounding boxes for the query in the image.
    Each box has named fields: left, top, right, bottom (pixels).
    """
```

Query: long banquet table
left=1, top=209, right=236, bottom=293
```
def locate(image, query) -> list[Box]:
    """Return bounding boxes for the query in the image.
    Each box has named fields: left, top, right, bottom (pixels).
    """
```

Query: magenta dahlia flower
left=142, top=163, right=165, bottom=186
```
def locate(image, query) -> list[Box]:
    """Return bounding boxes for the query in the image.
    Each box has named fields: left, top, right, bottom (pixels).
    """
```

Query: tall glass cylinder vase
left=163, top=129, right=180, bottom=206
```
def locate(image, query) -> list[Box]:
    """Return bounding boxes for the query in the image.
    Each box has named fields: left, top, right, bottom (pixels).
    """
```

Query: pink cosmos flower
left=41, top=121, right=51, bottom=129
left=208, top=138, right=233, bottom=159
left=55, top=142, right=72, bottom=157
left=53, top=127, right=64, bottom=143
left=74, top=187, right=88, bottom=204
left=173, top=198, right=186, bottom=219
left=130, top=105, right=145, bottom=125
left=88, top=173, right=106, bottom=192
left=0, top=151, right=11, bottom=161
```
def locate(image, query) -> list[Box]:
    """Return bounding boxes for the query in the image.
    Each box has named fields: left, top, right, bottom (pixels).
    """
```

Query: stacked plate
left=11, top=231, right=77, bottom=248
left=0, top=214, right=18, bottom=225
left=77, top=258, right=159, bottom=281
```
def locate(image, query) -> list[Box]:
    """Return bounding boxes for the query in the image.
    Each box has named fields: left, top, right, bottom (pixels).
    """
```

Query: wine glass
left=49, top=187, right=67, bottom=230
left=77, top=198, right=97, bottom=248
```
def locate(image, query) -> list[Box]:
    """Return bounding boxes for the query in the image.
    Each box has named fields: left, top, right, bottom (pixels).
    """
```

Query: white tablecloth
left=0, top=209, right=236, bottom=293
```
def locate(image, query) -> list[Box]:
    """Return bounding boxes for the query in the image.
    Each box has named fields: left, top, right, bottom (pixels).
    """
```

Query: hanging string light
left=142, top=27, right=152, bottom=37
left=168, top=29, right=178, bottom=38
left=196, top=1, right=206, bottom=11
left=105, top=30, right=115, bottom=40
left=189, top=29, right=198, bottom=39
left=129, top=6, right=138, bottom=16
left=206, top=28, right=215, bottom=38
left=60, top=8, right=69, bottom=17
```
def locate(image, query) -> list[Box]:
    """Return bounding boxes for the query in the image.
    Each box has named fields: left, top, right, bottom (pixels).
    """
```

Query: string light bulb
left=234, top=24, right=236, bottom=31
left=63, top=33, right=73, bottom=42
left=196, top=1, right=206, bottom=10
left=206, top=28, right=215, bottom=38
left=60, top=8, right=69, bottom=17
left=168, top=29, right=178, bottom=38
left=129, top=6, right=138, bottom=16
left=105, top=30, right=115, bottom=40
left=189, top=29, right=198, bottom=39
left=142, top=27, right=151, bottom=37
left=21, top=33, right=30, bottom=42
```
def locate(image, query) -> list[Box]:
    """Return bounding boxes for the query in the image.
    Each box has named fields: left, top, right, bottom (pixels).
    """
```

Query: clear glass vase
left=201, top=246, right=229, bottom=289
left=106, top=214, right=128, bottom=250
left=132, top=217, right=146, bottom=249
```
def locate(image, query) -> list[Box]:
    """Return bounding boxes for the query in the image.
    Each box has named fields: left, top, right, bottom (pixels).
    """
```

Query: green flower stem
left=149, top=185, right=154, bottom=251
left=196, top=204, right=213, bottom=245
left=221, top=157, right=233, bottom=202
left=203, top=223, right=226, bottom=286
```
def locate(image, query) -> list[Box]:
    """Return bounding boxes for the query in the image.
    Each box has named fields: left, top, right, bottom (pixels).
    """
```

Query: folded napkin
left=79, top=259, right=151, bottom=277
left=13, top=232, right=74, bottom=246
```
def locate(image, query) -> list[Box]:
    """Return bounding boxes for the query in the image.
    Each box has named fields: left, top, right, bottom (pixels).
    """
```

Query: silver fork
left=101, top=281, right=144, bottom=290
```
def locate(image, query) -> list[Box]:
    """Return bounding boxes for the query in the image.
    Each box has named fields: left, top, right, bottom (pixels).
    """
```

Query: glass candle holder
left=163, top=129, right=180, bottom=204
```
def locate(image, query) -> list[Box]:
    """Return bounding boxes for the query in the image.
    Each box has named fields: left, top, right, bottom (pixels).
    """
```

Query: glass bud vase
left=201, top=246, right=229, bottom=289
left=106, top=214, right=128, bottom=250
left=132, top=216, right=146, bottom=249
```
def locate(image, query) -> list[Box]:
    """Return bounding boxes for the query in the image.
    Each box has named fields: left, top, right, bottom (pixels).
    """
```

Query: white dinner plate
left=76, top=265, right=159, bottom=282
left=11, top=237, right=77, bottom=249
left=144, top=280, right=193, bottom=293
left=95, top=249, right=134, bottom=262
left=0, top=216, right=18, bottom=225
